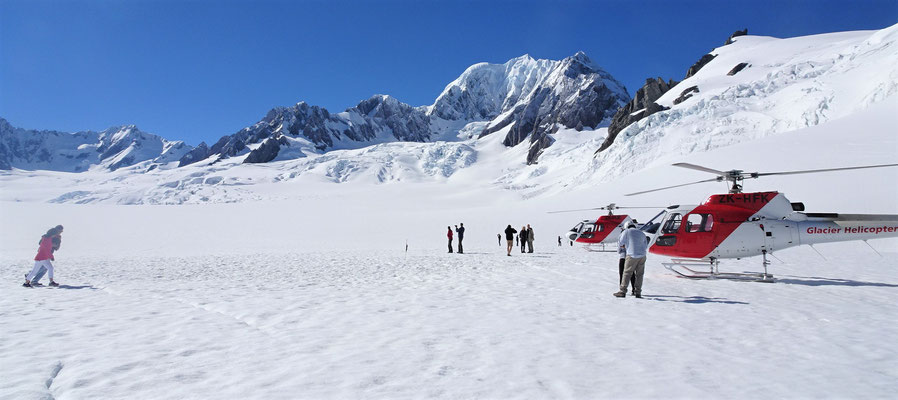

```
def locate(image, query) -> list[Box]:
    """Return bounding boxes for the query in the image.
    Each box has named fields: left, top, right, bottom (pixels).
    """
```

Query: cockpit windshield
left=661, top=213, right=682, bottom=234
left=640, top=210, right=667, bottom=235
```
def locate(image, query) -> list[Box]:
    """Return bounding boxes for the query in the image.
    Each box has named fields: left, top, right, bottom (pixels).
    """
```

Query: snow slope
left=593, top=25, right=898, bottom=181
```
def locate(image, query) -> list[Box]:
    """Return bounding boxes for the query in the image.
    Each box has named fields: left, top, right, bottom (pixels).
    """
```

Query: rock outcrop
left=725, top=29, right=748, bottom=45
left=673, top=85, right=700, bottom=105
left=597, top=77, right=677, bottom=153
left=685, top=54, right=717, bottom=79
left=727, top=62, right=750, bottom=76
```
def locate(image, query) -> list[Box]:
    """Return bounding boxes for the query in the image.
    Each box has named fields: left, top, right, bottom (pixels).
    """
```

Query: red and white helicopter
left=550, top=204, right=661, bottom=251
left=626, top=163, right=898, bottom=282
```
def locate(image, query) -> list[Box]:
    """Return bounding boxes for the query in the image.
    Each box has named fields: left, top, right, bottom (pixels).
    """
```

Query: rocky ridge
left=181, top=52, right=630, bottom=167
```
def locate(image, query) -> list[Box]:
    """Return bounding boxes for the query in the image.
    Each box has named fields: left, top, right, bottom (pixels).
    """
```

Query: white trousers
left=27, top=260, right=53, bottom=282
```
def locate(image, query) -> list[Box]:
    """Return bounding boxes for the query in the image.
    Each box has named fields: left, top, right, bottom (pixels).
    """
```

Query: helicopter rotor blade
left=672, top=163, right=728, bottom=176
left=547, top=207, right=610, bottom=214
left=754, top=163, right=898, bottom=178
left=624, top=178, right=720, bottom=196
left=547, top=206, right=666, bottom=214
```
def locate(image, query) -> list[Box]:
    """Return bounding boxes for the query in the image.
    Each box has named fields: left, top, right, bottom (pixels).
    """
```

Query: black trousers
left=619, top=258, right=636, bottom=291
left=458, top=238, right=463, bottom=254
left=448, top=239, right=453, bottom=253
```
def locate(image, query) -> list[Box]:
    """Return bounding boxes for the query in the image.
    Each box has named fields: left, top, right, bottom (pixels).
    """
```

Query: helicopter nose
left=565, top=231, right=579, bottom=241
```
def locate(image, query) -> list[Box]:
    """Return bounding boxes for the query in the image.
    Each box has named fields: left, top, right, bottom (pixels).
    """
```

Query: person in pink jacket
left=24, top=225, right=63, bottom=288
left=447, top=226, right=454, bottom=253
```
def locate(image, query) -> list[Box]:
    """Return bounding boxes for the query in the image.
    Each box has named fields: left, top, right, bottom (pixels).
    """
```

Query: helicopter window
left=685, top=213, right=713, bottom=233
left=580, top=223, right=597, bottom=238
left=661, top=213, right=682, bottom=234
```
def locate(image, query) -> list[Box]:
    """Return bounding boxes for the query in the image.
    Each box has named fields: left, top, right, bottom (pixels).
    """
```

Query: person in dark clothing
left=519, top=225, right=528, bottom=253
left=526, top=224, right=534, bottom=253
left=618, top=241, right=636, bottom=295
left=455, top=223, right=465, bottom=254
left=497, top=233, right=501, bottom=246
left=447, top=226, right=454, bottom=253
left=504, top=225, right=517, bottom=256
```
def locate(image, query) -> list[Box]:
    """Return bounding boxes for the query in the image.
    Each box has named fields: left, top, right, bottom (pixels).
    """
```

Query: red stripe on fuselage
left=575, top=215, right=627, bottom=244
left=650, top=192, right=779, bottom=258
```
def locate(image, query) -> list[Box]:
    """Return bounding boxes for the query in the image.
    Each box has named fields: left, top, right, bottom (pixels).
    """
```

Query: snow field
left=2, top=244, right=897, bottom=399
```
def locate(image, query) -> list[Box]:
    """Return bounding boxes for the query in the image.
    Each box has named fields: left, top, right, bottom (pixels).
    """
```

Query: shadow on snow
left=642, top=295, right=750, bottom=305
left=776, top=276, right=898, bottom=288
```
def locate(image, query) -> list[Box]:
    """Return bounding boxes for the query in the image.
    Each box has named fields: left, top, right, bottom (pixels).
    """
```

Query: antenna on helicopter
left=547, top=203, right=663, bottom=215
left=625, top=163, right=898, bottom=196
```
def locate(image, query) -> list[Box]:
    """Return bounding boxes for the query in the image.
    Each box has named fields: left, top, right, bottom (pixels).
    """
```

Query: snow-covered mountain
left=1, top=25, right=896, bottom=205
left=0, top=118, right=190, bottom=172
left=179, top=52, right=629, bottom=167
left=591, top=25, right=898, bottom=181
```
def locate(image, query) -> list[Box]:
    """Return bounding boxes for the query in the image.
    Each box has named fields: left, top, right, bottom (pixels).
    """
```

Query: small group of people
left=23, top=225, right=64, bottom=288
left=447, top=223, right=465, bottom=254
left=500, top=224, right=534, bottom=256
left=614, top=223, right=648, bottom=298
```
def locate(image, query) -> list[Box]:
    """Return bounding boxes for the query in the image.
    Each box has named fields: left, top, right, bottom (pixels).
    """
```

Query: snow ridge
left=0, top=118, right=191, bottom=172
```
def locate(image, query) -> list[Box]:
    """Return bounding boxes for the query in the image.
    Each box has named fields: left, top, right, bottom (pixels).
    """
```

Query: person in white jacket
left=614, top=224, right=648, bottom=298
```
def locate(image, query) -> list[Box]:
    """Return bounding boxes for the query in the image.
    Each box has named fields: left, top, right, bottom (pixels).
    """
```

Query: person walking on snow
left=24, top=225, right=64, bottom=288
left=497, top=233, right=501, bottom=246
left=614, top=223, right=648, bottom=298
left=447, top=226, right=454, bottom=253
left=28, top=230, right=62, bottom=285
left=519, top=225, right=528, bottom=253
left=526, top=224, right=535, bottom=253
left=455, top=223, right=465, bottom=254
left=617, top=233, right=636, bottom=295
left=504, top=225, right=517, bottom=256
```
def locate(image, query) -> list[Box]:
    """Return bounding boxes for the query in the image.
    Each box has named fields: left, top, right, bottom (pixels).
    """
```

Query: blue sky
left=1, top=0, right=896, bottom=145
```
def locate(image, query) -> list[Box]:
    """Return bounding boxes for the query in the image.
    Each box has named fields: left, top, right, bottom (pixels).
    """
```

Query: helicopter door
left=760, top=220, right=796, bottom=253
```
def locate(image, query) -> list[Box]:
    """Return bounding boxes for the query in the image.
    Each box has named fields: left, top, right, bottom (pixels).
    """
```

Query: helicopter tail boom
left=797, top=215, right=898, bottom=245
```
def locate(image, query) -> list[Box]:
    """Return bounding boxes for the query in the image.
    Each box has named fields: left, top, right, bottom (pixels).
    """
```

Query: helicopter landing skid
left=662, top=258, right=775, bottom=283
left=584, top=245, right=618, bottom=253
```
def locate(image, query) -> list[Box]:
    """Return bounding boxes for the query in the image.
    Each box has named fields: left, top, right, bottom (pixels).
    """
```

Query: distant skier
left=455, top=223, right=465, bottom=254
left=558, top=236, right=562, bottom=246
left=504, top=225, right=517, bottom=256
left=24, top=225, right=64, bottom=288
left=526, top=224, right=534, bottom=253
left=447, top=226, right=454, bottom=253
left=497, top=233, right=501, bottom=246
left=519, top=226, right=528, bottom=253
left=614, top=223, right=648, bottom=298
